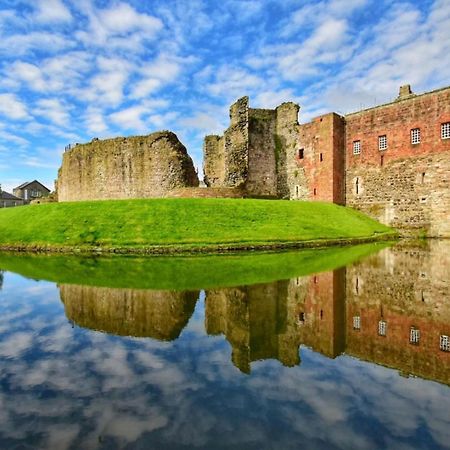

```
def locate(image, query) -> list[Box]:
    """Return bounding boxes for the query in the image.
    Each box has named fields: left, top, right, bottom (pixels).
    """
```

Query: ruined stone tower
left=203, top=97, right=300, bottom=198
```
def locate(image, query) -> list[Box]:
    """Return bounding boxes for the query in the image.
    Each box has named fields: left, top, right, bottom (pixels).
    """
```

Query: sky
left=0, top=0, right=449, bottom=193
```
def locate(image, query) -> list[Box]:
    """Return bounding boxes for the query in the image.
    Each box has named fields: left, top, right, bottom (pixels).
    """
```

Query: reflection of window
left=410, top=327, right=420, bottom=344
left=378, top=320, right=387, bottom=336
left=440, top=335, right=450, bottom=352
left=353, top=316, right=361, bottom=330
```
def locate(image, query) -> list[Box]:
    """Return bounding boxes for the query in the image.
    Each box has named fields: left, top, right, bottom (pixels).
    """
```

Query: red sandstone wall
left=346, top=87, right=450, bottom=167
left=296, top=113, right=345, bottom=204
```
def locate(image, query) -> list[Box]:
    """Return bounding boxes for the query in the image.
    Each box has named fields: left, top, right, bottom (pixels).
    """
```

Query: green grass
left=0, top=198, right=395, bottom=252
left=0, top=242, right=391, bottom=290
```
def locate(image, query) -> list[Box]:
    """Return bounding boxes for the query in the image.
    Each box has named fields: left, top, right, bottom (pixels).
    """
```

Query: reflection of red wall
left=297, top=269, right=346, bottom=358
left=345, top=88, right=450, bottom=169
left=297, top=113, right=345, bottom=204
left=346, top=304, right=450, bottom=384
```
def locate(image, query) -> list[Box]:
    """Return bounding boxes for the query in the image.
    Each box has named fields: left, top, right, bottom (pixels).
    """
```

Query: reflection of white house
left=13, top=180, right=50, bottom=204
left=0, top=185, right=24, bottom=208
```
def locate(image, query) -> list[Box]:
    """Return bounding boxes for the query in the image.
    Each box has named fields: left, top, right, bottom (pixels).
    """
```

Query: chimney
left=397, top=84, right=415, bottom=100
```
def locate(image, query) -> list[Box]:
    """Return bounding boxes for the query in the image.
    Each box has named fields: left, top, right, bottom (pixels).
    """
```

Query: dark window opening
left=320, top=310, right=323, bottom=320
left=320, top=153, right=323, bottom=162
left=298, top=149, right=304, bottom=159
left=313, top=188, right=317, bottom=196
left=422, top=172, right=425, bottom=184
left=356, top=178, right=359, bottom=195
left=299, top=312, right=305, bottom=322
left=380, top=155, right=384, bottom=166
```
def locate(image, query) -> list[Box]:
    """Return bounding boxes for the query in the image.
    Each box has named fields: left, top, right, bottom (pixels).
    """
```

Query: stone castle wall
left=203, top=85, right=449, bottom=235
left=203, top=98, right=300, bottom=198
left=57, top=131, right=199, bottom=202
left=345, top=86, right=450, bottom=236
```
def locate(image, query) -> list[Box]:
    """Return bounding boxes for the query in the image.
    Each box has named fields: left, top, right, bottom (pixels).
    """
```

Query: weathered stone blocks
left=57, top=131, right=199, bottom=202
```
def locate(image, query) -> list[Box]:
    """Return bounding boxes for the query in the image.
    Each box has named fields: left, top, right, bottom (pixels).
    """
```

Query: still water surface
left=0, top=242, right=449, bottom=449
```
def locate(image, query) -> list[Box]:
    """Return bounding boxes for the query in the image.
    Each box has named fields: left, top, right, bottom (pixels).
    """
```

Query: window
left=320, top=153, right=323, bottom=162
left=353, top=316, right=361, bottom=330
left=440, top=335, right=450, bottom=352
left=298, top=148, right=304, bottom=159
left=378, top=320, right=387, bottom=336
left=313, top=188, right=317, bottom=196
left=411, top=128, right=420, bottom=144
left=353, top=140, right=361, bottom=155
left=378, top=135, right=387, bottom=151
left=295, top=185, right=299, bottom=197
left=442, top=122, right=450, bottom=139
left=410, top=327, right=420, bottom=344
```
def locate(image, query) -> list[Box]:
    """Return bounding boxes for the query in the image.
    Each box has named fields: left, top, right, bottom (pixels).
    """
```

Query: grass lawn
left=0, top=198, right=395, bottom=252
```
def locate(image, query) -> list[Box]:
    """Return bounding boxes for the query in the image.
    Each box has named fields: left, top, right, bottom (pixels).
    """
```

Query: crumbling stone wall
left=203, top=97, right=300, bottom=198
left=57, top=131, right=199, bottom=202
left=247, top=108, right=277, bottom=197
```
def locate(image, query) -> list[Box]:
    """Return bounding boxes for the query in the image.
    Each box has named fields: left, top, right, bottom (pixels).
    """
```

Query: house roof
left=0, top=191, right=22, bottom=201
left=15, top=180, right=51, bottom=192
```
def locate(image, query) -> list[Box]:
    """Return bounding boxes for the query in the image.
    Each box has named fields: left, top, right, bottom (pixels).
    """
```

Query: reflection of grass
left=0, top=198, right=394, bottom=253
left=0, top=242, right=392, bottom=290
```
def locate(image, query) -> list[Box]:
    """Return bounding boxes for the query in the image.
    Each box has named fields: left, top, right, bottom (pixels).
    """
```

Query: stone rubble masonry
left=57, top=131, right=199, bottom=202
left=203, top=85, right=449, bottom=236
left=345, top=86, right=450, bottom=237
left=203, top=97, right=300, bottom=198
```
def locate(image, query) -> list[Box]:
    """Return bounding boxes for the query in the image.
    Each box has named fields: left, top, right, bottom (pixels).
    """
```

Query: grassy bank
left=0, top=198, right=395, bottom=253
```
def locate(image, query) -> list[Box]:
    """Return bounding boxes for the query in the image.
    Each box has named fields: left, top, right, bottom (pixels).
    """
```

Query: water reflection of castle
left=60, top=241, right=450, bottom=384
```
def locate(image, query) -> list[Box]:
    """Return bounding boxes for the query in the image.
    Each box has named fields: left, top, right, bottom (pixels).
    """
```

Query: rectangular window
left=298, top=148, right=304, bottom=159
left=378, top=135, right=387, bottom=151
left=378, top=320, right=387, bottom=336
left=353, top=316, right=361, bottom=330
left=440, top=335, right=450, bottom=352
left=442, top=122, right=450, bottom=139
left=320, top=153, right=323, bottom=162
left=353, top=140, right=361, bottom=155
left=410, top=328, right=420, bottom=344
left=411, top=128, right=420, bottom=144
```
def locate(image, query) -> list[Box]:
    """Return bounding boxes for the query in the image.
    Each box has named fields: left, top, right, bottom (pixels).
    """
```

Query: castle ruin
left=57, top=131, right=199, bottom=202
left=56, top=84, right=450, bottom=236
left=203, top=85, right=450, bottom=236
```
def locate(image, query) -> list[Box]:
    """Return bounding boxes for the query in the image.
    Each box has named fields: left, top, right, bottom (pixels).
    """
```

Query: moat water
left=0, top=242, right=449, bottom=450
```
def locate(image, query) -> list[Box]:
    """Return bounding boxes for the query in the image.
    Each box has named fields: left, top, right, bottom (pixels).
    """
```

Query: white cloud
left=33, top=0, right=73, bottom=24
left=206, top=66, right=264, bottom=99
left=0, top=32, right=74, bottom=56
left=84, top=107, right=109, bottom=136
left=0, top=94, right=29, bottom=120
left=75, top=1, right=163, bottom=50
left=35, top=98, right=70, bottom=127
left=131, top=55, right=182, bottom=99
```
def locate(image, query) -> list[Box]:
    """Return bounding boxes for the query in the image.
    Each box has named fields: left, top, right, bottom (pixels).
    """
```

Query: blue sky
left=0, top=0, right=449, bottom=193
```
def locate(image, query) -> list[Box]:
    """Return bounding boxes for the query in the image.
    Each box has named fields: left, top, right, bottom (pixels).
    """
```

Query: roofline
left=14, top=180, right=51, bottom=192
left=345, top=85, right=450, bottom=117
